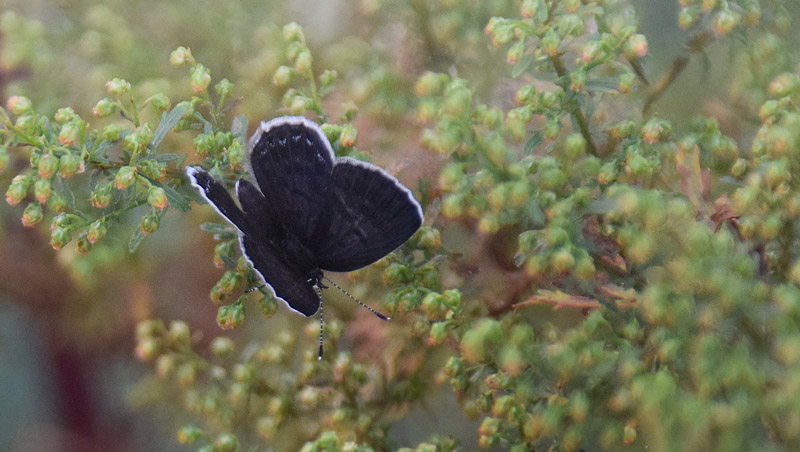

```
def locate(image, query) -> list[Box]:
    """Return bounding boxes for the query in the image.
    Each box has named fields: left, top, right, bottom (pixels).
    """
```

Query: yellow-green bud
left=59, top=154, right=83, bottom=178
left=217, top=300, right=245, bottom=329
left=33, top=178, right=51, bottom=203
left=190, top=64, right=211, bottom=94
left=105, top=78, right=131, bottom=97
left=37, top=153, right=59, bottom=179
left=147, top=186, right=169, bottom=210
left=92, top=98, right=116, bottom=117
left=21, top=202, right=43, bottom=227
left=89, top=182, right=113, bottom=209
left=54, top=107, right=77, bottom=123
left=339, top=124, right=358, bottom=147
left=114, top=165, right=137, bottom=190
left=169, top=46, right=194, bottom=66
left=87, top=218, right=108, bottom=244
left=6, top=95, right=33, bottom=115
left=146, top=93, right=171, bottom=112
left=6, top=173, right=32, bottom=205
left=139, top=209, right=160, bottom=234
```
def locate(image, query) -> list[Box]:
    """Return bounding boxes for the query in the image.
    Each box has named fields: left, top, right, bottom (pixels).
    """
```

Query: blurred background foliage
left=2, top=0, right=800, bottom=451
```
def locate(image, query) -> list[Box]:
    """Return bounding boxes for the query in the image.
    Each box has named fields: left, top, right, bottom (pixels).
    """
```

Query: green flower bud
left=542, top=30, right=560, bottom=56
left=137, top=159, right=167, bottom=181
left=416, top=227, right=441, bottom=249
left=210, top=337, right=235, bottom=356
left=382, top=262, right=412, bottom=284
left=215, top=434, right=239, bottom=452
left=105, top=78, right=131, bottom=97
left=59, top=154, right=83, bottom=178
left=92, top=97, right=117, bottom=117
left=214, top=271, right=242, bottom=300
left=147, top=186, right=169, bottom=210
left=155, top=354, right=176, bottom=378
left=114, top=165, right=137, bottom=190
left=50, top=227, right=71, bottom=250
left=6, top=173, right=32, bottom=205
left=139, top=209, right=160, bottom=235
left=177, top=425, right=203, bottom=445
left=294, top=50, right=312, bottom=75
left=214, top=78, right=233, bottom=99
left=642, top=118, right=671, bottom=144
left=339, top=124, right=358, bottom=147
left=21, top=202, right=43, bottom=227
left=123, top=124, right=153, bottom=154
left=258, top=294, right=278, bottom=318
left=87, top=218, right=108, bottom=244
left=713, top=9, right=740, bottom=35
left=769, top=73, right=800, bottom=98
left=227, top=141, right=245, bottom=170
left=48, top=192, right=67, bottom=213
left=623, top=34, right=648, bottom=59
left=169, top=46, right=194, bottom=66
left=75, top=233, right=91, bottom=254
left=217, top=300, right=245, bottom=329
left=101, top=123, right=125, bottom=142
left=551, top=248, right=575, bottom=272
left=415, top=71, right=448, bottom=97
left=146, top=93, right=171, bottom=112
left=37, top=153, right=59, bottom=179
left=33, top=178, right=51, bottom=203
left=177, top=362, right=196, bottom=386
left=319, top=69, right=337, bottom=89
left=6, top=96, right=33, bottom=115
left=134, top=337, right=160, bottom=362
left=282, top=22, right=305, bottom=44
left=460, top=319, right=503, bottom=363
left=190, top=64, right=212, bottom=94
left=506, top=40, right=524, bottom=64
left=54, top=107, right=77, bottom=123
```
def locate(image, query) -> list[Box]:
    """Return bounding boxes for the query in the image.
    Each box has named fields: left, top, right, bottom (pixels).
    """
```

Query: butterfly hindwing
left=313, top=157, right=423, bottom=272
left=249, top=117, right=334, bottom=243
left=240, top=235, right=320, bottom=316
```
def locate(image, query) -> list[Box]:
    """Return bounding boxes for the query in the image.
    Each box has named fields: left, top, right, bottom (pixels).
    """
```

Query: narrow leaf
left=151, top=103, right=190, bottom=150
left=231, top=115, right=249, bottom=145
left=512, top=54, right=534, bottom=78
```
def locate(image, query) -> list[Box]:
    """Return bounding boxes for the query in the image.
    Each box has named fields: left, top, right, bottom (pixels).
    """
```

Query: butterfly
left=186, top=116, right=423, bottom=353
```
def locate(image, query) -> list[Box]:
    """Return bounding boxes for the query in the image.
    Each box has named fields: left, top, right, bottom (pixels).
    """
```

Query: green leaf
left=151, top=103, right=190, bottom=150
left=512, top=54, right=534, bottom=78
left=585, top=77, right=621, bottom=93
left=152, top=153, right=181, bottom=162
left=129, top=228, right=146, bottom=253
left=200, top=222, right=237, bottom=238
left=535, top=0, right=548, bottom=23
left=524, top=130, right=543, bottom=155
left=53, top=175, right=76, bottom=210
left=231, top=115, right=249, bottom=145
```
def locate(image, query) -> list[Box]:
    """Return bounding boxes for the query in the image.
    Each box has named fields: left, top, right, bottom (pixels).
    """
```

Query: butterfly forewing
left=313, top=158, right=424, bottom=272
left=249, top=117, right=334, bottom=243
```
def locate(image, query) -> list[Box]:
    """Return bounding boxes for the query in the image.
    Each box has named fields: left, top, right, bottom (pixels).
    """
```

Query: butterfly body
left=187, top=116, right=423, bottom=317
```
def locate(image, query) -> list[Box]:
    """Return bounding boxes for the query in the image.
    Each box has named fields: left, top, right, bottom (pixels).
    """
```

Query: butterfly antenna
left=245, top=284, right=265, bottom=294
left=322, top=276, right=391, bottom=321
left=315, top=285, right=324, bottom=360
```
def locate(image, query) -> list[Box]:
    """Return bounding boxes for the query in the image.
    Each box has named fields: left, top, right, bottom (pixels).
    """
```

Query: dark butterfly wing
left=186, top=167, right=251, bottom=233
left=248, top=116, right=334, bottom=242
left=240, top=235, right=320, bottom=316
left=313, top=157, right=423, bottom=272
left=187, top=167, right=320, bottom=317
